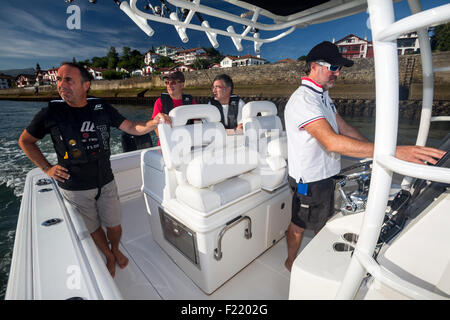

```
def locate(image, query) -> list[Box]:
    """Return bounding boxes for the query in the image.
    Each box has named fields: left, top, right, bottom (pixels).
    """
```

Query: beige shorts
left=60, top=180, right=122, bottom=233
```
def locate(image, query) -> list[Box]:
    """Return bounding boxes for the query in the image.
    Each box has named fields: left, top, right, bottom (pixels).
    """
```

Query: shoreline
left=0, top=94, right=448, bottom=121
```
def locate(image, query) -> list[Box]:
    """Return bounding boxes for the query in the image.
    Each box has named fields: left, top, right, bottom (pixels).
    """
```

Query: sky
left=0, top=0, right=448, bottom=71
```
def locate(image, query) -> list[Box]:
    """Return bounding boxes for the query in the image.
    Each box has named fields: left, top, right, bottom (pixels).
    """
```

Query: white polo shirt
left=285, top=77, right=341, bottom=183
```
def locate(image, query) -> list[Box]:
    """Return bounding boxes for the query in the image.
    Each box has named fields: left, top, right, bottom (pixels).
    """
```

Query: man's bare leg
left=107, top=225, right=129, bottom=269
left=285, top=222, right=305, bottom=272
left=91, top=227, right=116, bottom=277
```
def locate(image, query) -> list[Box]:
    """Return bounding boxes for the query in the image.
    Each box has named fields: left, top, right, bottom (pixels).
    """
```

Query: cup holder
left=333, top=242, right=355, bottom=252
left=342, top=233, right=359, bottom=244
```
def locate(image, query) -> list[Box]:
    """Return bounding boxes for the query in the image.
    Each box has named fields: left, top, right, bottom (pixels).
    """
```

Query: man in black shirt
left=19, top=62, right=171, bottom=277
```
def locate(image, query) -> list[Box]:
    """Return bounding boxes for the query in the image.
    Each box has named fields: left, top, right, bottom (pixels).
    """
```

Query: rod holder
left=119, top=1, right=154, bottom=36
left=227, top=25, right=243, bottom=51
left=170, top=12, right=188, bottom=43
left=253, top=32, right=262, bottom=53
left=202, top=20, right=219, bottom=48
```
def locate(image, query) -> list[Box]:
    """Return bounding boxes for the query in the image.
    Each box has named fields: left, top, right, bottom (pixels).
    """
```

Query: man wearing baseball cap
left=283, top=41, right=445, bottom=272
left=151, top=71, right=197, bottom=143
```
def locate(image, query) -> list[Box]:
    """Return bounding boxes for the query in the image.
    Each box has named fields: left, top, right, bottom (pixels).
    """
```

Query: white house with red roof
left=209, top=63, right=221, bottom=69
left=144, top=51, right=160, bottom=65
left=158, top=67, right=172, bottom=75
left=16, top=74, right=35, bottom=87
left=86, top=67, right=106, bottom=80
left=334, top=34, right=374, bottom=59
left=44, top=67, right=58, bottom=83
left=142, top=65, right=156, bottom=76
left=220, top=54, right=266, bottom=68
left=171, top=64, right=196, bottom=72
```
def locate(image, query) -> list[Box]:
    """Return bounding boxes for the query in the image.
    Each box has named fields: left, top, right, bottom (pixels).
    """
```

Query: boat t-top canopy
left=112, top=0, right=375, bottom=53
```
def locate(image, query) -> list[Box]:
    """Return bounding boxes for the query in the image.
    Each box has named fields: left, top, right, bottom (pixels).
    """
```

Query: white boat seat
left=158, top=104, right=260, bottom=213
left=242, top=101, right=288, bottom=191
left=186, top=145, right=259, bottom=188
left=176, top=173, right=261, bottom=212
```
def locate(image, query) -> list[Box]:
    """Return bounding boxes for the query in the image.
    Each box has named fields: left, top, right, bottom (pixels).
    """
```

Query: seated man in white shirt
left=209, top=74, right=245, bottom=134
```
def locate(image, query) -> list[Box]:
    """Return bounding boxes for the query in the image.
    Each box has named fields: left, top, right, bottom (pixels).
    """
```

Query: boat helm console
left=378, top=134, right=450, bottom=244
left=335, top=160, right=372, bottom=215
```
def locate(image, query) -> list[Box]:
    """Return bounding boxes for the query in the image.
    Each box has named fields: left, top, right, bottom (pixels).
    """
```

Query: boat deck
left=112, top=194, right=314, bottom=300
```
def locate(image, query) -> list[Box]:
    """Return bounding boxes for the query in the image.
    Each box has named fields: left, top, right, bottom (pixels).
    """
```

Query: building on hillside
left=334, top=34, right=374, bottom=59
left=155, top=45, right=180, bottom=58
left=16, top=74, right=35, bottom=87
left=44, top=67, right=58, bottom=83
left=131, top=69, right=144, bottom=77
left=209, top=63, right=221, bottom=69
left=0, top=73, right=15, bottom=89
left=171, top=64, right=196, bottom=72
left=220, top=54, right=266, bottom=68
left=144, top=50, right=160, bottom=65
left=142, top=65, right=156, bottom=76
left=174, top=48, right=209, bottom=65
left=158, top=67, right=172, bottom=75
left=116, top=67, right=130, bottom=74
left=34, top=63, right=49, bottom=85
left=397, top=32, right=420, bottom=55
left=86, top=67, right=106, bottom=80
left=274, top=58, right=297, bottom=64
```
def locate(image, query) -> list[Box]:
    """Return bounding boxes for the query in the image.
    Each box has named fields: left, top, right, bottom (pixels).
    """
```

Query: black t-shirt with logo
left=26, top=101, right=126, bottom=190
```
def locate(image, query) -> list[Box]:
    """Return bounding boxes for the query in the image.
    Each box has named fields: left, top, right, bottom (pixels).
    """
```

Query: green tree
left=192, top=58, right=209, bottom=70
left=106, top=46, right=119, bottom=69
left=78, top=59, right=91, bottom=66
left=297, top=55, right=307, bottom=61
left=431, top=23, right=450, bottom=51
left=91, top=56, right=108, bottom=68
left=130, top=49, right=144, bottom=69
left=102, top=70, right=127, bottom=80
left=122, top=47, right=131, bottom=61
left=203, top=46, right=223, bottom=64
left=156, top=56, right=176, bottom=68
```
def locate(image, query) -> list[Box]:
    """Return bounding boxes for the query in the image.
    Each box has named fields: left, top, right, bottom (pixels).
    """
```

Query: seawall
left=1, top=52, right=449, bottom=120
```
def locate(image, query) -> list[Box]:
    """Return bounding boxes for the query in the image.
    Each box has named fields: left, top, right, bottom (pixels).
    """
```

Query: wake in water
left=0, top=183, right=21, bottom=299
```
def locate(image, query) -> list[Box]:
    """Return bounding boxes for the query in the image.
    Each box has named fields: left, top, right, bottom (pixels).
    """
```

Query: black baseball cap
left=161, top=71, right=185, bottom=82
left=306, top=41, right=354, bottom=67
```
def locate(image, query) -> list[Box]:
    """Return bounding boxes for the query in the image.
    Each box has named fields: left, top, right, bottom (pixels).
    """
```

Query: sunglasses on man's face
left=165, top=80, right=182, bottom=85
left=316, top=61, right=342, bottom=72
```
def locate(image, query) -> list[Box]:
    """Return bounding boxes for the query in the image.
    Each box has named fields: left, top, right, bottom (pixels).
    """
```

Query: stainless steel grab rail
left=214, top=215, right=252, bottom=261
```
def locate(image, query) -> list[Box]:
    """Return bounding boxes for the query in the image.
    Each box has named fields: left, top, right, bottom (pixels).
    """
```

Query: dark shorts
left=288, top=176, right=335, bottom=232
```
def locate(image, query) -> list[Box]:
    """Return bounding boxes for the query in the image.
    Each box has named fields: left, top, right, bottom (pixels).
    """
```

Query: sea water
left=0, top=99, right=448, bottom=299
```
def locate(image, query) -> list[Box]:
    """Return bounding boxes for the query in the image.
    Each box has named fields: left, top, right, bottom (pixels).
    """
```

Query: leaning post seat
left=158, top=104, right=261, bottom=213
left=242, top=101, right=288, bottom=191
